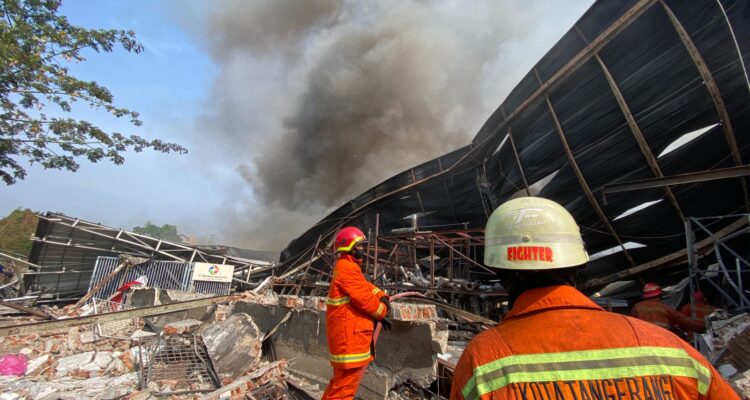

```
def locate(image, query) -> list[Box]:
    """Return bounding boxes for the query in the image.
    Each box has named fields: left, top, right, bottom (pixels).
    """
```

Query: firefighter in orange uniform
left=680, top=290, right=718, bottom=339
left=680, top=290, right=718, bottom=322
left=632, top=283, right=704, bottom=335
left=451, top=197, right=738, bottom=400
left=322, top=226, right=392, bottom=400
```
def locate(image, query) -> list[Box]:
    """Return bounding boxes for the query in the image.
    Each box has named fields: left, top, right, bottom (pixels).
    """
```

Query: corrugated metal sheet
left=89, top=257, right=230, bottom=298
left=25, top=213, right=273, bottom=298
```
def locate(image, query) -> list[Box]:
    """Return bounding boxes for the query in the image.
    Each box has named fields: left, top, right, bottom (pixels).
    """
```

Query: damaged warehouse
left=1, top=0, right=750, bottom=398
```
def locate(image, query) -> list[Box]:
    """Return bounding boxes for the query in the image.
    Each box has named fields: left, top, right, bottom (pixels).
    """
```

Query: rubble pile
left=0, top=288, right=450, bottom=399
left=702, top=312, right=750, bottom=398
left=0, top=327, right=140, bottom=399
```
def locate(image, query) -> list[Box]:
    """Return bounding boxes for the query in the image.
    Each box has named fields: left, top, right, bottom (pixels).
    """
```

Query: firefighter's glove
left=380, top=317, right=393, bottom=331
left=379, top=296, right=391, bottom=314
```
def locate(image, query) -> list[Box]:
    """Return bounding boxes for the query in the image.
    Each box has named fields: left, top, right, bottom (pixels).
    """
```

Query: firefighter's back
left=451, top=286, right=738, bottom=400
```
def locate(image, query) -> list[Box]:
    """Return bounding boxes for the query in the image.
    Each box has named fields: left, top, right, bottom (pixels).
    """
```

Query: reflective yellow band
left=330, top=351, right=371, bottom=363
left=372, top=288, right=382, bottom=295
left=336, top=236, right=365, bottom=253
left=373, top=303, right=385, bottom=318
left=326, top=296, right=350, bottom=306
left=462, top=346, right=711, bottom=400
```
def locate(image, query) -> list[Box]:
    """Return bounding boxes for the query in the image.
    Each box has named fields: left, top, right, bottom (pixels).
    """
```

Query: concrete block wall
left=389, top=303, right=438, bottom=321
left=229, top=295, right=447, bottom=400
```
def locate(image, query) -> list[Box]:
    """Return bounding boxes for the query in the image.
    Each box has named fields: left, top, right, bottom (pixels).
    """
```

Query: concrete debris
left=79, top=330, right=96, bottom=344
left=437, top=342, right=467, bottom=370
left=0, top=372, right=138, bottom=399
left=26, top=354, right=50, bottom=376
left=90, top=351, right=113, bottom=370
left=163, top=319, right=203, bottom=335
left=201, top=314, right=262, bottom=382
left=130, top=329, right=157, bottom=340
left=128, top=346, right=147, bottom=369
left=286, top=371, right=324, bottom=398
left=709, top=312, right=750, bottom=349
left=129, top=287, right=216, bottom=329
left=198, top=360, right=287, bottom=400
left=54, top=351, right=94, bottom=377
left=733, top=369, right=750, bottom=399
left=229, top=296, right=449, bottom=399
left=1, top=291, right=458, bottom=399
left=705, top=313, right=750, bottom=362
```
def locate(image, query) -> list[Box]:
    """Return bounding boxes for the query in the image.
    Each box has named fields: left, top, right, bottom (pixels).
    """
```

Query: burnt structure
left=278, top=0, right=750, bottom=306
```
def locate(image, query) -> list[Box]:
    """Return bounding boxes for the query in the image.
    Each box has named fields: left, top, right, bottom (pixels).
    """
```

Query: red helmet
left=693, top=290, right=706, bottom=302
left=643, top=283, right=662, bottom=299
left=334, top=227, right=366, bottom=253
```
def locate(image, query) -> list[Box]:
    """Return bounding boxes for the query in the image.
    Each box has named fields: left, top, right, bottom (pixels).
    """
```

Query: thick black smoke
left=182, top=0, right=591, bottom=250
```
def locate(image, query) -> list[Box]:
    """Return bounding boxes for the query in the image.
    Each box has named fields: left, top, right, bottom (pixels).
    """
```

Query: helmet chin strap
left=351, top=247, right=365, bottom=261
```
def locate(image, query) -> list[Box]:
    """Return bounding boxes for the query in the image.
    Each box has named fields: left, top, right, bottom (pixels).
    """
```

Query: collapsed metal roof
left=279, top=0, right=750, bottom=291
left=25, top=212, right=274, bottom=299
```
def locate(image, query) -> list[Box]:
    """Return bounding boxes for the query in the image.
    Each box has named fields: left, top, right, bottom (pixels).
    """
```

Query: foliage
left=0, top=0, right=187, bottom=184
left=132, top=221, right=181, bottom=242
left=0, top=208, right=38, bottom=257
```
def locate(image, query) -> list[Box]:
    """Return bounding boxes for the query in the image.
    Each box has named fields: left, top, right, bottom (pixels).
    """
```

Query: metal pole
left=713, top=242, right=750, bottom=306
left=693, top=218, right=750, bottom=269
left=374, top=214, right=380, bottom=281
left=692, top=267, right=740, bottom=308
left=685, top=218, right=697, bottom=318
left=365, top=228, right=372, bottom=275
left=448, top=246, right=454, bottom=281
left=430, top=237, right=435, bottom=288
left=738, top=258, right=744, bottom=308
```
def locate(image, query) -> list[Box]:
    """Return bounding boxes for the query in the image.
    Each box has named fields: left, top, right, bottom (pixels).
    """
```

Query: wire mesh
left=89, top=257, right=193, bottom=299
left=89, top=257, right=231, bottom=299
left=141, top=333, right=218, bottom=395
left=92, top=298, right=143, bottom=340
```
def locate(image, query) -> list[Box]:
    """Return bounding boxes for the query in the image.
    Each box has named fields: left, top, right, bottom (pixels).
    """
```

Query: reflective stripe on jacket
left=450, top=285, right=738, bottom=400
left=326, top=254, right=387, bottom=369
left=632, top=299, right=704, bottom=332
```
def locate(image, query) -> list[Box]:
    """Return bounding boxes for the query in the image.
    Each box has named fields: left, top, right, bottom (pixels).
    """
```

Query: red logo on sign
left=507, top=246, right=553, bottom=262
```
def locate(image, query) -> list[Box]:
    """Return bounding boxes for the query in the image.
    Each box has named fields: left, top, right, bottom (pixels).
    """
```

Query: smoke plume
left=182, top=0, right=590, bottom=250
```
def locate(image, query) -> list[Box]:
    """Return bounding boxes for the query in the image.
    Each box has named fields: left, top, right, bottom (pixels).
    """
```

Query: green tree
left=0, top=0, right=187, bottom=185
left=132, top=221, right=181, bottom=242
left=0, top=208, right=38, bottom=257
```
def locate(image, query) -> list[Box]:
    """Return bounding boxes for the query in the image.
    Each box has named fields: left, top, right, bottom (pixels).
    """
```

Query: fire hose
left=373, top=291, right=426, bottom=345
left=364, top=291, right=496, bottom=381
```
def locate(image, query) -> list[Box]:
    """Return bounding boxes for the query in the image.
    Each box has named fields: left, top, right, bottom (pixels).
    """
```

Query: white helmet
left=484, top=197, right=589, bottom=270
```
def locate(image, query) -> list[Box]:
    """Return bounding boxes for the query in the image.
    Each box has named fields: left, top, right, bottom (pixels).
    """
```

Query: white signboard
left=192, top=263, right=235, bottom=283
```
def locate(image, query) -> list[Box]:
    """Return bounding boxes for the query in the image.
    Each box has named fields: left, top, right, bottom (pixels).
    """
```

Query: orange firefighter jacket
left=680, top=301, right=717, bottom=321
left=680, top=301, right=718, bottom=338
left=632, top=298, right=704, bottom=333
left=451, top=285, right=738, bottom=400
left=326, top=254, right=388, bottom=369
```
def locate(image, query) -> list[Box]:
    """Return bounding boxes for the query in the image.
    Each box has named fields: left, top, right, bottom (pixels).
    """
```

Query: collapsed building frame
left=276, top=0, right=750, bottom=315
left=3, top=212, right=275, bottom=303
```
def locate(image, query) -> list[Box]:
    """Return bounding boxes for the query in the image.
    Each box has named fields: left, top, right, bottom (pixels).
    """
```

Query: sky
left=0, top=0, right=593, bottom=251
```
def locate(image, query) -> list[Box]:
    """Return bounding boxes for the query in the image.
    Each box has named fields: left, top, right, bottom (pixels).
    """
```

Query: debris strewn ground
left=0, top=287, right=451, bottom=399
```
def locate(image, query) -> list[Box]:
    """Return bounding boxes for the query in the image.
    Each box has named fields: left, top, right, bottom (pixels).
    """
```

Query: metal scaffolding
left=685, top=214, right=750, bottom=312
left=276, top=221, right=506, bottom=318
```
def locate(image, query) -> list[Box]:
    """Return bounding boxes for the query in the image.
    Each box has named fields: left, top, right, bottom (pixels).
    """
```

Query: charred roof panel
left=279, top=0, right=750, bottom=291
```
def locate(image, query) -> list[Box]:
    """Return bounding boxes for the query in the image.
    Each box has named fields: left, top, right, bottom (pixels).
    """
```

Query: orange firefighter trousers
left=321, top=366, right=366, bottom=400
